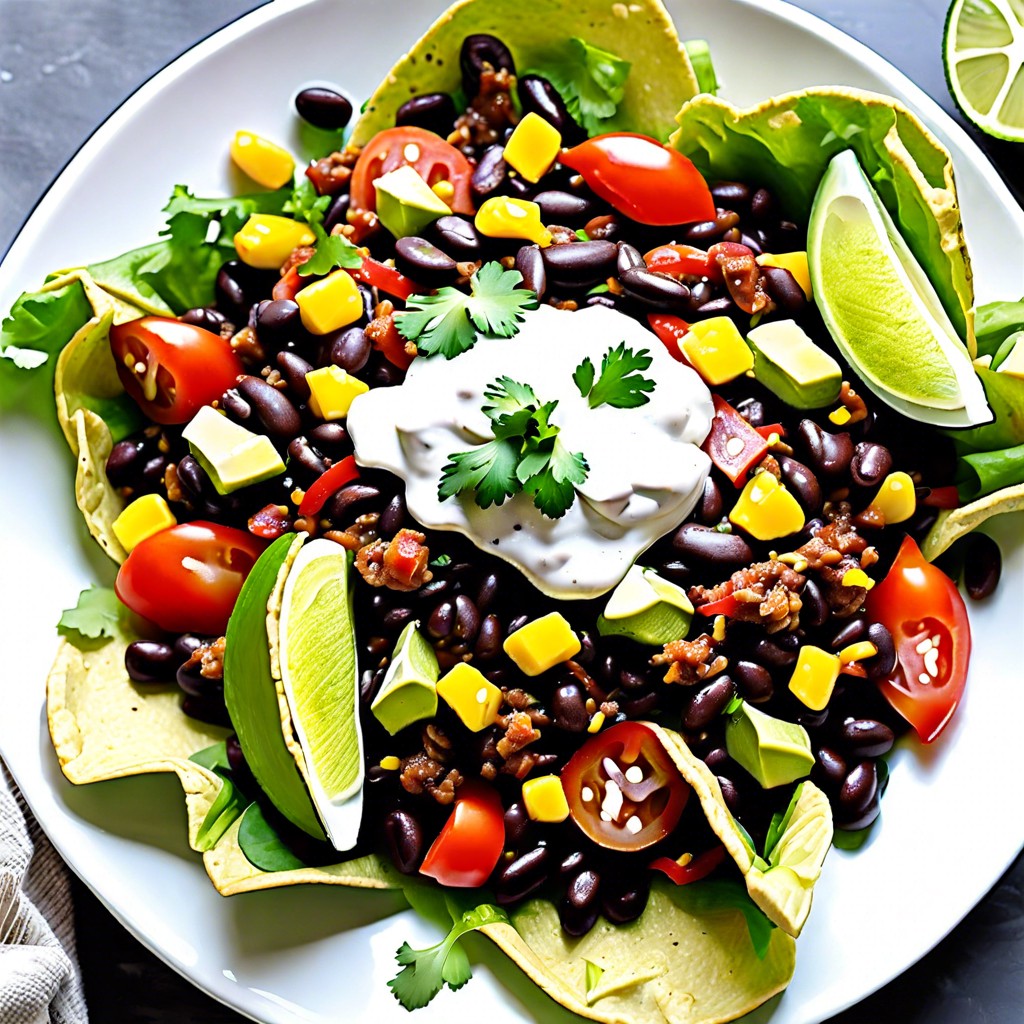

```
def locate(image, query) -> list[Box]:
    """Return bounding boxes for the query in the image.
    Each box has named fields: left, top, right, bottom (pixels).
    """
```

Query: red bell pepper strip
left=646, top=313, right=690, bottom=363
left=693, top=593, right=741, bottom=618
left=650, top=845, right=727, bottom=886
left=273, top=267, right=303, bottom=302
left=298, top=456, right=359, bottom=516
left=702, top=395, right=769, bottom=487
left=348, top=254, right=420, bottom=300
left=755, top=423, right=786, bottom=441
left=644, top=243, right=712, bottom=278
left=921, top=485, right=960, bottom=509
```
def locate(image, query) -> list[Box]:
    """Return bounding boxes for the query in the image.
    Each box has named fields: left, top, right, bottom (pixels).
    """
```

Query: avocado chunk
left=725, top=701, right=814, bottom=789
left=374, top=164, right=452, bottom=239
left=746, top=319, right=842, bottom=409
left=597, top=564, right=693, bottom=645
left=182, top=405, right=285, bottom=495
left=371, top=620, right=440, bottom=735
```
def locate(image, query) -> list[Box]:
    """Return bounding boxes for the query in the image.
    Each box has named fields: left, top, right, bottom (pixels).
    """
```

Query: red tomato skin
left=109, top=317, right=244, bottom=425
left=115, top=522, right=265, bottom=635
left=650, top=845, right=726, bottom=886
left=646, top=313, right=690, bottom=362
left=349, top=255, right=420, bottom=301
left=702, top=395, right=769, bottom=486
left=419, top=779, right=505, bottom=887
left=298, top=456, right=359, bottom=516
left=559, top=134, right=716, bottom=226
left=644, top=244, right=712, bottom=278
left=350, top=127, right=474, bottom=215
left=865, top=536, right=971, bottom=743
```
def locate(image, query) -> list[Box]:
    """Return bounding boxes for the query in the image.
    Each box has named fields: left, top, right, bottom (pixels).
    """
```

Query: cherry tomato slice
left=650, top=845, right=727, bottom=886
left=644, top=243, right=712, bottom=278
left=109, top=317, right=244, bottom=425
left=865, top=535, right=971, bottom=743
left=115, top=521, right=265, bottom=635
left=560, top=722, right=690, bottom=852
left=559, top=133, right=715, bottom=226
left=702, top=395, right=769, bottom=486
left=298, top=456, right=359, bottom=516
left=646, top=313, right=690, bottom=363
left=419, top=779, right=505, bottom=887
left=350, top=126, right=474, bottom=215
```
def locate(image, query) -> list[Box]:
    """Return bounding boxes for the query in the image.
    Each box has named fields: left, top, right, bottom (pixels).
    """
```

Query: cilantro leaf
left=577, top=342, right=656, bottom=409
left=397, top=263, right=538, bottom=359
left=541, top=37, right=631, bottom=135
left=388, top=902, right=508, bottom=1011
left=521, top=436, right=589, bottom=519
left=438, top=438, right=521, bottom=508
left=57, top=587, right=123, bottom=645
left=287, top=181, right=362, bottom=277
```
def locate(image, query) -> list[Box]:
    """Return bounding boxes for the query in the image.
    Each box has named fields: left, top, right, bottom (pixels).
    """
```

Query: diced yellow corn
left=756, top=252, right=812, bottom=299
left=840, top=567, right=875, bottom=591
left=729, top=471, right=805, bottom=541
left=712, top=615, right=727, bottom=642
left=521, top=775, right=570, bottom=823
left=503, top=612, right=581, bottom=676
left=379, top=755, right=401, bottom=771
left=828, top=406, right=852, bottom=426
left=680, top=316, right=754, bottom=385
left=431, top=180, right=455, bottom=203
left=838, top=641, right=878, bottom=663
left=475, top=196, right=553, bottom=247
left=436, top=663, right=503, bottom=732
left=788, top=645, right=841, bottom=711
left=295, top=269, right=364, bottom=335
left=305, top=365, right=370, bottom=420
left=234, top=214, right=315, bottom=269
left=230, top=130, right=295, bottom=189
left=587, top=710, right=606, bottom=734
left=112, top=493, right=176, bottom=552
left=871, top=471, right=916, bottom=524
left=503, top=112, right=562, bottom=183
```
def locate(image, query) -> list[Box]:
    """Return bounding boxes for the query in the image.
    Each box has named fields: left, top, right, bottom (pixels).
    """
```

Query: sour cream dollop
left=347, top=304, right=714, bottom=598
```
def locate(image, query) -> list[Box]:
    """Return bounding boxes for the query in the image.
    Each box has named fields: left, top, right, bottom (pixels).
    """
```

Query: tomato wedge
left=644, top=243, right=712, bottom=278
left=419, top=779, right=505, bottom=887
left=348, top=254, right=420, bottom=300
left=865, top=535, right=971, bottom=743
left=646, top=313, right=690, bottom=363
left=298, top=455, right=359, bottom=516
left=702, top=395, right=769, bottom=486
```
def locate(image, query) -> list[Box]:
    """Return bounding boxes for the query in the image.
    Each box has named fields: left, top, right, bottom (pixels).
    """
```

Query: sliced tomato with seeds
left=702, top=394, right=769, bottom=486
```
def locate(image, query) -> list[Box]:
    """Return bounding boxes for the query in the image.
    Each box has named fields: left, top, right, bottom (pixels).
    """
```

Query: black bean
left=515, top=244, right=546, bottom=298
left=288, top=437, right=328, bottom=479
left=750, top=188, right=774, bottom=219
left=395, top=92, right=457, bottom=136
left=585, top=293, right=618, bottom=310
left=672, top=522, right=754, bottom=568
left=836, top=794, right=881, bottom=831
left=142, top=454, right=168, bottom=484
left=754, top=636, right=798, bottom=669
left=383, top=809, right=423, bottom=874
left=379, top=493, right=406, bottom=535
left=797, top=707, right=829, bottom=730
left=687, top=280, right=714, bottom=311
left=255, top=299, right=301, bottom=344
left=180, top=307, right=228, bottom=333
left=215, top=261, right=270, bottom=321
left=472, top=144, right=508, bottom=201
left=797, top=420, right=854, bottom=477
left=234, top=375, right=302, bottom=439
left=735, top=397, right=764, bottom=427
left=327, top=483, right=381, bottom=522
left=307, top=422, right=350, bottom=455
left=964, top=533, right=1001, bottom=600
left=704, top=747, right=730, bottom=772
left=327, top=326, right=372, bottom=374
left=561, top=869, right=601, bottom=937
left=507, top=613, right=529, bottom=635
left=683, top=677, right=735, bottom=730
left=618, top=266, right=690, bottom=308
left=584, top=214, right=620, bottom=242
left=395, top=236, right=458, bottom=287
left=697, top=476, right=724, bottom=525
left=695, top=296, right=737, bottom=318
left=225, top=735, right=250, bottom=780
left=495, top=845, right=551, bottom=904
left=552, top=682, right=589, bottom=733
left=733, top=661, right=774, bottom=702
left=542, top=240, right=617, bottom=288
left=813, top=746, right=847, bottom=791
left=173, top=634, right=204, bottom=663
left=777, top=454, right=822, bottom=514
left=717, top=776, right=741, bottom=814
left=475, top=572, right=500, bottom=612
left=416, top=578, right=450, bottom=603
left=274, top=353, right=313, bottom=403
left=560, top=851, right=586, bottom=877
left=602, top=873, right=649, bottom=925
left=181, top=694, right=230, bottom=728
left=828, top=617, right=867, bottom=651
left=800, top=578, right=829, bottom=629
left=452, top=595, right=481, bottom=645
left=760, top=266, right=806, bottom=313
left=839, top=761, right=878, bottom=816
left=711, top=181, right=751, bottom=206
left=850, top=442, right=893, bottom=488
left=176, top=660, right=212, bottom=699
left=220, top=388, right=251, bottom=424
left=106, top=439, right=146, bottom=488
left=427, top=599, right=455, bottom=640
left=841, top=719, right=895, bottom=758
left=683, top=219, right=723, bottom=244
left=357, top=283, right=375, bottom=324
left=517, top=74, right=585, bottom=144
left=382, top=607, right=414, bottom=632
left=295, top=86, right=352, bottom=130
left=738, top=232, right=763, bottom=255
left=175, top=454, right=208, bottom=502
left=323, top=194, right=350, bottom=234
left=621, top=691, right=659, bottom=717
left=430, top=215, right=483, bottom=260
left=863, top=622, right=897, bottom=679
left=503, top=800, right=532, bottom=849
left=534, top=190, right=593, bottom=224
left=124, top=641, right=177, bottom=684
left=461, top=34, right=516, bottom=96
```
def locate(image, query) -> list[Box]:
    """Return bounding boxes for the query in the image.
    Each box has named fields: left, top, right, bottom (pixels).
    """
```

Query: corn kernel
left=521, top=775, right=570, bottom=823
left=788, top=645, right=841, bottom=712
left=295, top=269, right=364, bottom=334
left=112, top=493, right=176, bottom=552
left=436, top=663, right=503, bottom=732
left=379, top=755, right=401, bottom=771
left=756, top=252, right=812, bottom=299
left=290, top=488, right=305, bottom=506
left=712, top=615, right=727, bottom=642
left=234, top=214, right=315, bottom=269
left=872, top=471, right=916, bottom=524
left=230, top=130, right=295, bottom=189
left=828, top=406, right=852, bottom=426
left=475, top=196, right=552, bottom=247
left=729, top=471, right=805, bottom=541
left=587, top=711, right=606, bottom=734
left=503, top=612, right=581, bottom=675
left=502, top=112, right=562, bottom=183
left=431, top=180, right=455, bottom=203
left=680, top=316, right=754, bottom=385
left=305, top=365, right=370, bottom=420
left=839, top=641, right=878, bottom=663
left=840, top=567, right=875, bottom=590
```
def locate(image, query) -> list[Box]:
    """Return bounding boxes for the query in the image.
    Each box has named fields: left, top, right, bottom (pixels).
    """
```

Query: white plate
left=1, top=1, right=1022, bottom=1022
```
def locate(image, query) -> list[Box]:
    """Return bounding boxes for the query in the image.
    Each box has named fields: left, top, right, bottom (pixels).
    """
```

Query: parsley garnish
left=439, top=376, right=588, bottom=519
left=573, top=342, right=656, bottom=408
left=396, top=262, right=538, bottom=359
left=541, top=37, right=631, bottom=135
left=286, top=180, right=362, bottom=277
left=57, top=586, right=123, bottom=644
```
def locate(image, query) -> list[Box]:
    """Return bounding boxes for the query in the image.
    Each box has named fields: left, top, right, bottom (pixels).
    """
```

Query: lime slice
left=808, top=149, right=991, bottom=428
left=277, top=538, right=363, bottom=851
left=944, top=0, right=1024, bottom=141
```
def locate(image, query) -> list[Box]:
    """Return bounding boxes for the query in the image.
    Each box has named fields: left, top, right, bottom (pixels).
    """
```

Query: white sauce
left=347, top=304, right=713, bottom=598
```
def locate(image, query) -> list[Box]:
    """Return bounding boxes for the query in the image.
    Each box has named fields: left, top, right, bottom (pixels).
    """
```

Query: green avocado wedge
left=224, top=533, right=326, bottom=840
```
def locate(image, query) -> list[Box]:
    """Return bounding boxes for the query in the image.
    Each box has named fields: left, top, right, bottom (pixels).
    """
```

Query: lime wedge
left=808, top=149, right=991, bottom=428
left=277, top=538, right=364, bottom=851
left=944, top=0, right=1024, bottom=141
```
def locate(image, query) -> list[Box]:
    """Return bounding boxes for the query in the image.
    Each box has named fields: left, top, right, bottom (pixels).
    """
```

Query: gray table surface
left=1, top=1, right=1022, bottom=1022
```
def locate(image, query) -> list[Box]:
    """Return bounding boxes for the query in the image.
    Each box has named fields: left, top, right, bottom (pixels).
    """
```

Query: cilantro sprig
left=286, top=179, right=362, bottom=277
left=541, top=37, right=631, bottom=135
left=573, top=342, right=656, bottom=408
left=439, top=376, right=588, bottom=519
left=396, top=262, right=539, bottom=359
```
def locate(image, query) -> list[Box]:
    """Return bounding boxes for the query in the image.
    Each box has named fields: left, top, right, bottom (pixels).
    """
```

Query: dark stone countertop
left=0, top=2, right=1021, bottom=1022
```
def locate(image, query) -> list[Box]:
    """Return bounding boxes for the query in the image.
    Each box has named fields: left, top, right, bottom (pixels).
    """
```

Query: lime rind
left=808, top=149, right=992, bottom=428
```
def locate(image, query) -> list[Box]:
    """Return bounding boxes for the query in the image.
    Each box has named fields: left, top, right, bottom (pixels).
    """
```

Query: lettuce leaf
left=541, top=38, right=631, bottom=135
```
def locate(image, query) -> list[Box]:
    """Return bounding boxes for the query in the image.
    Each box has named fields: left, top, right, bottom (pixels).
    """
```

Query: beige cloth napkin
left=0, top=763, right=88, bottom=1024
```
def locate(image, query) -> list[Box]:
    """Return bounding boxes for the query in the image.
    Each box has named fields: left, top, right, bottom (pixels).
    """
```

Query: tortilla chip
left=922, top=483, right=1024, bottom=561
left=350, top=0, right=698, bottom=148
